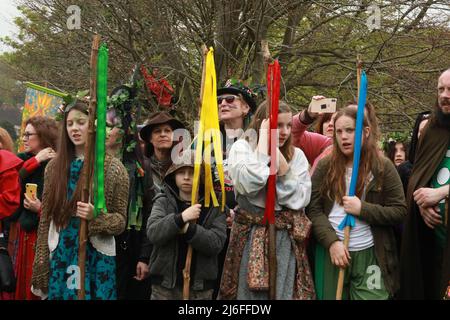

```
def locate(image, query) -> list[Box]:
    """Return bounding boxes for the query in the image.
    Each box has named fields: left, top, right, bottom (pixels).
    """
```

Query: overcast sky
left=0, top=0, right=20, bottom=53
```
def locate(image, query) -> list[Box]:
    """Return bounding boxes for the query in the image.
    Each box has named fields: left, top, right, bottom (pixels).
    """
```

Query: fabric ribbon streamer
left=192, top=47, right=225, bottom=210
left=263, top=60, right=281, bottom=225
left=338, top=71, right=368, bottom=230
left=93, top=43, right=108, bottom=217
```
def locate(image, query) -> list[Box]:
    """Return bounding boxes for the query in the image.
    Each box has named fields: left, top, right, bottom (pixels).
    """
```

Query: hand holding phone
left=24, top=184, right=41, bottom=213
left=25, top=183, right=38, bottom=200
left=309, top=98, right=337, bottom=114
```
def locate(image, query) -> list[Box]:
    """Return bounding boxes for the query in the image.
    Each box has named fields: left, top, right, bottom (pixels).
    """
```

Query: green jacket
left=306, top=156, right=407, bottom=295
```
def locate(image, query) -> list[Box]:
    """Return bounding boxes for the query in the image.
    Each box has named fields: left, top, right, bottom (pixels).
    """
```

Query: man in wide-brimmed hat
left=140, top=111, right=185, bottom=192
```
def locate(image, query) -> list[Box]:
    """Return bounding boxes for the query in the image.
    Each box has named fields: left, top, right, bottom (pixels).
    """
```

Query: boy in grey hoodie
left=147, top=152, right=227, bottom=299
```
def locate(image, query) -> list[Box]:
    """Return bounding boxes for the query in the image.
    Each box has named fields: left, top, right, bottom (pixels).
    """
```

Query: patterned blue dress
left=48, top=158, right=117, bottom=300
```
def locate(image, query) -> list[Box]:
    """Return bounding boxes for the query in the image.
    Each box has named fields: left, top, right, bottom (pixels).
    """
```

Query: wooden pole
left=182, top=245, right=193, bottom=300
left=267, top=66, right=277, bottom=300
left=268, top=223, right=277, bottom=299
left=261, top=40, right=270, bottom=75
left=357, top=55, right=362, bottom=99
left=198, top=44, right=209, bottom=114
left=262, top=40, right=277, bottom=300
left=336, top=55, right=362, bottom=300
left=78, top=34, right=100, bottom=300
left=182, top=44, right=209, bottom=300
left=335, top=226, right=350, bottom=300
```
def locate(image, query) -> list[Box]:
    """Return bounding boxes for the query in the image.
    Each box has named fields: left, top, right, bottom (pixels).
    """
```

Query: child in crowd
left=147, top=151, right=227, bottom=300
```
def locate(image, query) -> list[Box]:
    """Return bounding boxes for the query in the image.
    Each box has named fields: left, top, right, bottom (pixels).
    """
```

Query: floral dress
left=48, top=158, right=116, bottom=300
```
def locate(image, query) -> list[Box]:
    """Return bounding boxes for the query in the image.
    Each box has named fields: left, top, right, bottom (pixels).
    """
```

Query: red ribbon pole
left=264, top=59, right=281, bottom=300
left=263, top=60, right=281, bottom=225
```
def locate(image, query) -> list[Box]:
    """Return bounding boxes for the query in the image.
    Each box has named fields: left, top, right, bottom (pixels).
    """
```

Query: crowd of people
left=0, top=69, right=449, bottom=300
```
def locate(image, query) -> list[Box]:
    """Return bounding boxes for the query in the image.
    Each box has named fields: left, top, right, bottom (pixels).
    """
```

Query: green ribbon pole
left=94, top=44, right=108, bottom=217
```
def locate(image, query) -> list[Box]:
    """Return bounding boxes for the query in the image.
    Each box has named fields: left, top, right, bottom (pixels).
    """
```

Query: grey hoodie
left=146, top=160, right=227, bottom=291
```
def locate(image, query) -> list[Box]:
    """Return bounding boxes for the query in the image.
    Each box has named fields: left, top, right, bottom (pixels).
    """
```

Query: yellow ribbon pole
left=183, top=47, right=225, bottom=300
left=191, top=47, right=225, bottom=210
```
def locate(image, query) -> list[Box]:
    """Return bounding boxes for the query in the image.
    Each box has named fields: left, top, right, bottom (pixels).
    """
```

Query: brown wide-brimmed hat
left=139, top=111, right=185, bottom=143
left=164, top=149, right=196, bottom=179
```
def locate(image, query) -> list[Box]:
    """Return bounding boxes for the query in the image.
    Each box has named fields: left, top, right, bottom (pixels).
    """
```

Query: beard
left=436, top=98, right=450, bottom=128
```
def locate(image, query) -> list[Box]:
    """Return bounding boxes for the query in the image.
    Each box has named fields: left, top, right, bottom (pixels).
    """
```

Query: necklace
left=150, top=155, right=171, bottom=181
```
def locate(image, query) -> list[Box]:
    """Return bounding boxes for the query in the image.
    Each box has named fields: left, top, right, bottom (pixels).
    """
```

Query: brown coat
left=399, top=117, right=450, bottom=299
left=31, top=154, right=129, bottom=293
left=306, top=156, right=407, bottom=296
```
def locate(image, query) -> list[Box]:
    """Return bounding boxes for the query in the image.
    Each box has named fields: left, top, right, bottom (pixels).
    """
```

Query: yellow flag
left=191, top=48, right=225, bottom=211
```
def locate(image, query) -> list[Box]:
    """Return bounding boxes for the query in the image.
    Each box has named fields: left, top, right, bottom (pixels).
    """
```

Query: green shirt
left=430, top=145, right=450, bottom=248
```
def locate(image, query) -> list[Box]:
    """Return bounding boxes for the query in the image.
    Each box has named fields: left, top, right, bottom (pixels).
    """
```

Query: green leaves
left=63, top=89, right=89, bottom=107
left=381, top=131, right=411, bottom=151
left=126, top=140, right=137, bottom=152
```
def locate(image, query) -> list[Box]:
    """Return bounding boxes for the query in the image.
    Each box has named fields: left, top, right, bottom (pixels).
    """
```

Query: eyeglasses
left=23, top=132, right=37, bottom=139
left=218, top=95, right=240, bottom=105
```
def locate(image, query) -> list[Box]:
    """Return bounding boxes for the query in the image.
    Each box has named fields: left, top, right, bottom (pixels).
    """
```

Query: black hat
left=217, top=79, right=257, bottom=112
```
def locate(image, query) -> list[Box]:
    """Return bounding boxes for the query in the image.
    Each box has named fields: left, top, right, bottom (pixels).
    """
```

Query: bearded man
left=399, top=69, right=450, bottom=300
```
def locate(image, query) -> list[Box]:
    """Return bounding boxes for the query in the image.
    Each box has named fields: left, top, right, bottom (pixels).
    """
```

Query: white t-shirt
left=328, top=168, right=374, bottom=251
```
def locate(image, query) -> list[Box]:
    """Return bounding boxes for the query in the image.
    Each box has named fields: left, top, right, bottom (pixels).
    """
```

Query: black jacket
left=116, top=157, right=155, bottom=263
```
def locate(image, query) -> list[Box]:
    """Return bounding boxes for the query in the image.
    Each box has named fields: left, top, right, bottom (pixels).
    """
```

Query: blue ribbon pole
left=338, top=71, right=368, bottom=231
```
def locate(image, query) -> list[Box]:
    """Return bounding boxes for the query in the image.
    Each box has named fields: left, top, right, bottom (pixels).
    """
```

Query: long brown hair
left=321, top=104, right=382, bottom=205
left=245, top=100, right=294, bottom=162
left=0, top=127, right=15, bottom=152
left=25, top=116, right=59, bottom=151
left=46, top=101, right=90, bottom=228
left=385, top=140, right=409, bottom=165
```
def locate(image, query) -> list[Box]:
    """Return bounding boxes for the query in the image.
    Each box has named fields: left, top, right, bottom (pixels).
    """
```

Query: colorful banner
left=18, top=83, right=66, bottom=152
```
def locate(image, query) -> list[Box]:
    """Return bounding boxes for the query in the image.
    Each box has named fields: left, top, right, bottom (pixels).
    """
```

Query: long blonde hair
left=0, top=127, right=15, bottom=152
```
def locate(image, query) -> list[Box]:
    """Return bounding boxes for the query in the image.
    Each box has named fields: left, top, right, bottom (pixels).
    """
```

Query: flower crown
left=224, top=78, right=258, bottom=99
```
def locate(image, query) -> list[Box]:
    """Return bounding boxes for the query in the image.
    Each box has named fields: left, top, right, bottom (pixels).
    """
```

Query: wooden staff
left=268, top=224, right=277, bottom=300
left=262, top=40, right=277, bottom=300
left=198, top=44, right=209, bottom=116
left=182, top=44, right=209, bottom=300
left=78, top=34, right=100, bottom=300
left=336, top=55, right=363, bottom=300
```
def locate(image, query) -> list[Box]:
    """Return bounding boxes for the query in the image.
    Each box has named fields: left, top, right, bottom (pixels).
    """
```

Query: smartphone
left=25, top=183, right=38, bottom=200
left=309, top=98, right=337, bottom=113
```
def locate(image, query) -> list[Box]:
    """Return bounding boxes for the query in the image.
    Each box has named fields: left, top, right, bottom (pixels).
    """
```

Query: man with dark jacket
left=399, top=69, right=450, bottom=300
